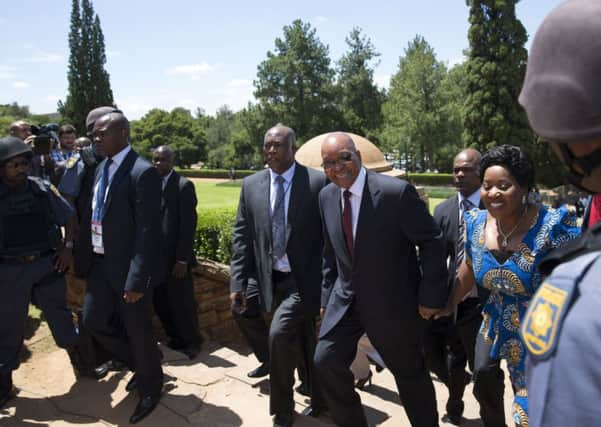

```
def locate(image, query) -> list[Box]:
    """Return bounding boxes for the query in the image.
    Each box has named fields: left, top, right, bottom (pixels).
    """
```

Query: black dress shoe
left=273, top=412, right=295, bottom=427
left=442, top=413, right=462, bottom=425
left=129, top=395, right=160, bottom=424
left=0, top=383, right=14, bottom=409
left=106, top=359, right=127, bottom=371
left=354, top=370, right=372, bottom=390
left=180, top=345, right=201, bottom=360
left=125, top=374, right=138, bottom=392
left=247, top=363, right=269, bottom=378
left=166, top=338, right=185, bottom=350
left=295, top=382, right=310, bottom=397
left=301, top=405, right=326, bottom=417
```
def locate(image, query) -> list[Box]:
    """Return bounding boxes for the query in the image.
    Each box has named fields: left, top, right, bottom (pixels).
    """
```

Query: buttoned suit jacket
left=319, top=171, right=448, bottom=366
left=230, top=162, right=327, bottom=316
left=161, top=171, right=197, bottom=268
left=85, top=149, right=164, bottom=292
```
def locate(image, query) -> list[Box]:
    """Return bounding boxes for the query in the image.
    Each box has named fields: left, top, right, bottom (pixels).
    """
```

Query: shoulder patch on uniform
left=66, top=155, right=79, bottom=169
left=521, top=282, right=569, bottom=359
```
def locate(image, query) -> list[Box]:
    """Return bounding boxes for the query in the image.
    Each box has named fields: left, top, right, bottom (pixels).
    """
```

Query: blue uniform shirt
left=41, top=178, right=75, bottom=226
left=58, top=155, right=85, bottom=198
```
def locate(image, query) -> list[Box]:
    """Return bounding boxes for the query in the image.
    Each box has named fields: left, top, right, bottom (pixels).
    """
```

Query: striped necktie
left=456, top=198, right=474, bottom=273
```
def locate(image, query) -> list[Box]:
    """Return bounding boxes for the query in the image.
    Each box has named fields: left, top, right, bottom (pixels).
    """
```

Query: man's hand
left=434, top=304, right=455, bottom=320
left=320, top=307, right=326, bottom=318
left=54, top=248, right=73, bottom=273
left=123, top=291, right=144, bottom=304
left=172, top=262, right=188, bottom=279
left=24, top=135, right=35, bottom=146
left=230, top=291, right=246, bottom=314
left=418, top=305, right=440, bottom=320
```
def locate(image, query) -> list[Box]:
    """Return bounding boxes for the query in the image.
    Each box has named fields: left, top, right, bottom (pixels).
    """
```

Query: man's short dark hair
left=480, top=144, right=535, bottom=190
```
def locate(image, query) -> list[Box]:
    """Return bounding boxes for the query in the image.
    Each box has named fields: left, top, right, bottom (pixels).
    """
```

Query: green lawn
left=193, top=179, right=444, bottom=214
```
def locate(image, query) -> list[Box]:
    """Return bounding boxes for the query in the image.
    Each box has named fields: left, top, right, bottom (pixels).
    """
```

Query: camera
left=30, top=123, right=59, bottom=156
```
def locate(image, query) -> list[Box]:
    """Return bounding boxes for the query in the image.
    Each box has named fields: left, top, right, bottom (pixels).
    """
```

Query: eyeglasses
left=3, top=158, right=30, bottom=170
left=322, top=152, right=355, bottom=169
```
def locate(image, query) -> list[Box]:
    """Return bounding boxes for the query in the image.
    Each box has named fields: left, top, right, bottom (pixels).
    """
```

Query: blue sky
left=0, top=0, right=562, bottom=120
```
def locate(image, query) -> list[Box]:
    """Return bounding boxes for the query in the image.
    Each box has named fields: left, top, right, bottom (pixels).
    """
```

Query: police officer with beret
left=518, top=1, right=601, bottom=425
left=0, top=136, right=84, bottom=408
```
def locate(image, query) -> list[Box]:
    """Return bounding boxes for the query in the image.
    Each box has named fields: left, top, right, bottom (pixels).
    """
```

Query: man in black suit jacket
left=314, top=132, right=448, bottom=427
left=152, top=145, right=201, bottom=359
left=81, top=111, right=164, bottom=424
left=426, top=149, right=506, bottom=426
left=230, top=125, right=327, bottom=427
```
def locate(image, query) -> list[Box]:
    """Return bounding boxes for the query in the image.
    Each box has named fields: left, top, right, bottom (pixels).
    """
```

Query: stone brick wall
left=65, top=259, right=242, bottom=344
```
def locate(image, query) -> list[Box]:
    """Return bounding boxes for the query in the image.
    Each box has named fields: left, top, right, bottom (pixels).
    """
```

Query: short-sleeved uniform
left=0, top=177, right=77, bottom=376
left=58, top=154, right=85, bottom=198
left=464, top=205, right=580, bottom=426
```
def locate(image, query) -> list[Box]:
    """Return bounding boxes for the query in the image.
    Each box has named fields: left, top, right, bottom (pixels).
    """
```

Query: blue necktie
left=272, top=175, right=286, bottom=258
left=93, top=159, right=112, bottom=221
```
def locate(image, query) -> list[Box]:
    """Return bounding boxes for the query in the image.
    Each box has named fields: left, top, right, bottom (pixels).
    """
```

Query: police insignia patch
left=521, top=282, right=567, bottom=359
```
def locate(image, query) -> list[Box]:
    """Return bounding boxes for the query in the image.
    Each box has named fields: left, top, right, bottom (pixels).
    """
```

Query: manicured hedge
left=178, top=168, right=256, bottom=179
left=194, top=207, right=237, bottom=264
left=405, top=173, right=453, bottom=186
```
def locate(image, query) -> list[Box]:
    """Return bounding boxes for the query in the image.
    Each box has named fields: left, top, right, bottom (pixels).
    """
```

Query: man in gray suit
left=314, top=132, right=448, bottom=427
left=230, top=125, right=327, bottom=427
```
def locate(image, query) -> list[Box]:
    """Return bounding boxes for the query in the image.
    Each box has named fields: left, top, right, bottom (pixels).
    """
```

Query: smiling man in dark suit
left=230, top=124, right=327, bottom=427
left=152, top=145, right=201, bottom=360
left=426, top=148, right=506, bottom=426
left=82, top=111, right=164, bottom=424
left=314, top=132, right=448, bottom=427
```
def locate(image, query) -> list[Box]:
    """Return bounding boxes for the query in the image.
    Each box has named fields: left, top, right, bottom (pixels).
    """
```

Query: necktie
left=456, top=199, right=473, bottom=273
left=342, top=190, right=353, bottom=255
left=93, top=159, right=112, bottom=221
left=272, top=175, right=286, bottom=258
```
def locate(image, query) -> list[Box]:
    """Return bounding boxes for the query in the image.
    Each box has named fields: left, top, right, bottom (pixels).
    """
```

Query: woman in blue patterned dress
left=444, top=145, right=580, bottom=426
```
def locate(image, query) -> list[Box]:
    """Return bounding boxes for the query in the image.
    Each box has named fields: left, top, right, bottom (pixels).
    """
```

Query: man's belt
left=0, top=250, right=52, bottom=264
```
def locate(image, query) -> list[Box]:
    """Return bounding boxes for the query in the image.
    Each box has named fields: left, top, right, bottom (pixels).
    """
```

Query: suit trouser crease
left=83, top=257, right=163, bottom=396
left=153, top=270, right=200, bottom=347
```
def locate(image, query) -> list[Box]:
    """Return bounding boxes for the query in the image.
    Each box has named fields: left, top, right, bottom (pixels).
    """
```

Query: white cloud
left=115, top=100, right=153, bottom=120
left=106, top=50, right=121, bottom=58
left=314, top=15, right=328, bottom=23
left=374, top=74, right=390, bottom=90
left=165, top=62, right=216, bottom=79
left=13, top=81, right=30, bottom=89
left=0, top=65, right=16, bottom=80
left=27, top=51, right=63, bottom=63
left=224, top=79, right=254, bottom=110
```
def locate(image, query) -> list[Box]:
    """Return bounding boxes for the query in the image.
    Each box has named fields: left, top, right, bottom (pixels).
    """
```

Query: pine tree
left=463, top=0, right=531, bottom=151
left=59, top=0, right=114, bottom=132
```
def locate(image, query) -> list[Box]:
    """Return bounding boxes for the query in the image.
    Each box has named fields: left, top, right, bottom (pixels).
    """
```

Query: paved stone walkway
left=1, top=327, right=514, bottom=426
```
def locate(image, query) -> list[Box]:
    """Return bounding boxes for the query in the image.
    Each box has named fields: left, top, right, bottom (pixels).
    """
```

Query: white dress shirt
left=269, top=163, right=295, bottom=272
left=340, top=167, right=367, bottom=240
left=91, top=144, right=132, bottom=254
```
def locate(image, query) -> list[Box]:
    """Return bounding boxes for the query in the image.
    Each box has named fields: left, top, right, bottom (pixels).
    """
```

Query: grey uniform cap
left=85, top=106, right=117, bottom=130
left=519, top=0, right=601, bottom=143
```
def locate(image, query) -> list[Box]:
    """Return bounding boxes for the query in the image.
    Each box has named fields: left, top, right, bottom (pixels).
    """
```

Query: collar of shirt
left=162, top=169, right=174, bottom=190
left=269, top=162, right=295, bottom=186
left=458, top=188, right=480, bottom=211
left=341, top=167, right=367, bottom=200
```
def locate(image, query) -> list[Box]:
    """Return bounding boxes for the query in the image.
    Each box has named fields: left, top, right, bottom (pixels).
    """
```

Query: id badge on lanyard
left=91, top=220, right=103, bottom=248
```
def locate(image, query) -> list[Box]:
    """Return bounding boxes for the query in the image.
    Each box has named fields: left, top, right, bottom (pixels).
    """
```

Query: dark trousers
left=82, top=256, right=163, bottom=397
left=457, top=298, right=506, bottom=427
left=424, top=314, right=469, bottom=420
left=233, top=275, right=323, bottom=415
left=153, top=266, right=201, bottom=348
left=0, top=255, right=78, bottom=375
left=314, top=303, right=438, bottom=427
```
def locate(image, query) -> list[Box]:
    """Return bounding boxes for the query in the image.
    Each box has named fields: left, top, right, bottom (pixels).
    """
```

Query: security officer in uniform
left=518, top=1, right=601, bottom=425
left=0, top=137, right=82, bottom=408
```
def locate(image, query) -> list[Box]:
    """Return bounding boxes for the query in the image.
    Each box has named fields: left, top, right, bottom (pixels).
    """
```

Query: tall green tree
left=382, top=35, right=450, bottom=171
left=254, top=19, right=339, bottom=142
left=336, top=28, right=384, bottom=139
left=59, top=0, right=114, bottom=132
left=463, top=0, right=531, bottom=151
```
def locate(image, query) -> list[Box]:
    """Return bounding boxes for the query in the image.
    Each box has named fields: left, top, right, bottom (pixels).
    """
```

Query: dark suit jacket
left=161, top=171, right=198, bottom=268
left=230, top=162, right=327, bottom=316
left=433, top=194, right=488, bottom=303
left=319, top=171, right=448, bottom=341
left=85, top=148, right=164, bottom=292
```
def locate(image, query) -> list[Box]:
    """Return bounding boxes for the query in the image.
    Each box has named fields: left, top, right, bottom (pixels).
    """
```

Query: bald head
left=264, top=124, right=296, bottom=147
left=453, top=148, right=482, bottom=197
left=152, top=145, right=175, bottom=177
left=321, top=132, right=362, bottom=189
left=263, top=124, right=295, bottom=174
left=9, top=120, right=31, bottom=141
left=92, top=112, right=130, bottom=158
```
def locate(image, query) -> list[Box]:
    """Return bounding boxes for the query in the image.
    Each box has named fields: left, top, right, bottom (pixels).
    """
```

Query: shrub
left=405, top=173, right=453, bottom=186
left=195, top=207, right=237, bottom=264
